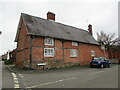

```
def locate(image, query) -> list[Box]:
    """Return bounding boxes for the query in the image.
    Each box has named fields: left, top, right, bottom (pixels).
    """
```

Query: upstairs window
left=70, top=49, right=77, bottom=57
left=91, top=50, right=95, bottom=56
left=72, top=42, right=78, bottom=46
left=44, top=48, right=54, bottom=57
left=44, top=38, right=54, bottom=46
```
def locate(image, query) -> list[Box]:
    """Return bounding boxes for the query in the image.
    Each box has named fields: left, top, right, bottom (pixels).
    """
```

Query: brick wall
left=16, top=19, right=107, bottom=69
left=63, top=41, right=80, bottom=63
left=79, top=43, right=105, bottom=65
left=108, top=51, right=120, bottom=59
left=9, top=49, right=17, bottom=64
left=30, top=37, right=106, bottom=69
left=16, top=19, right=30, bottom=67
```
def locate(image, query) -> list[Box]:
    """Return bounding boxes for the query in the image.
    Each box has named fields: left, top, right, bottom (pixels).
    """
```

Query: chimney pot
left=88, top=24, right=93, bottom=36
left=47, top=11, right=55, bottom=21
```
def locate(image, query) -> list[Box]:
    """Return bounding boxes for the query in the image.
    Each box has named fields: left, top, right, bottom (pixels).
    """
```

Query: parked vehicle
left=90, top=57, right=111, bottom=68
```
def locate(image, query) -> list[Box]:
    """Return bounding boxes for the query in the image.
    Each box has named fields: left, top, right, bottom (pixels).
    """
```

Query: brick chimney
left=47, top=12, right=55, bottom=21
left=88, top=24, right=93, bottom=36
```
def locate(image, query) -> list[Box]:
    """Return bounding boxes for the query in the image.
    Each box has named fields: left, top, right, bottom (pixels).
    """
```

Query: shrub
left=4, top=60, right=12, bottom=65
left=2, top=59, right=6, bottom=61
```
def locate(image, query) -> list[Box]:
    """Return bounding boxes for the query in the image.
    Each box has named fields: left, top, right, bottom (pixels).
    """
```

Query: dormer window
left=72, top=42, right=78, bottom=46
left=44, top=37, right=54, bottom=46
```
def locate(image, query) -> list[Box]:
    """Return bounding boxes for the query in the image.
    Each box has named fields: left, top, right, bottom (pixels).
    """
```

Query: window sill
left=72, top=45, right=78, bottom=46
left=44, top=56, right=54, bottom=57
left=70, top=56, right=77, bottom=58
left=44, top=44, right=54, bottom=46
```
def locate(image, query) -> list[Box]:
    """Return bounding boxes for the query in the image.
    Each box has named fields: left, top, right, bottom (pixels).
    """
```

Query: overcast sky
left=0, top=0, right=119, bottom=55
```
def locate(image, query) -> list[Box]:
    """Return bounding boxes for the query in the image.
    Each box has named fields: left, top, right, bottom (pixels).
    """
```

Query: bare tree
left=97, top=31, right=119, bottom=51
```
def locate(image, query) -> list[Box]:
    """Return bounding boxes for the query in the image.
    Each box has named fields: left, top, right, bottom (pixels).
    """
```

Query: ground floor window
left=91, top=50, right=95, bottom=56
left=44, top=48, right=54, bottom=57
left=70, top=49, right=77, bottom=57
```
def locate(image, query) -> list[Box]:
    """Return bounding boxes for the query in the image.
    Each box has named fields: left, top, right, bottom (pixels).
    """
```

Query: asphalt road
left=2, top=62, right=119, bottom=88
left=2, top=61, right=14, bottom=88
left=15, top=64, right=119, bottom=88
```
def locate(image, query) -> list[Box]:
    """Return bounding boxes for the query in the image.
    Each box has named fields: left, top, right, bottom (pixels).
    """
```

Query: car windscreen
left=98, top=57, right=105, bottom=60
left=94, top=57, right=105, bottom=61
left=94, top=58, right=99, bottom=60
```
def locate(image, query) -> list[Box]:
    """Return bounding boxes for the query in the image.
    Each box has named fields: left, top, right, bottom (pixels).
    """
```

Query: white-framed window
left=44, top=48, right=54, bottom=57
left=91, top=50, right=95, bottom=56
left=44, top=38, right=54, bottom=46
left=70, top=49, right=77, bottom=57
left=72, top=42, right=78, bottom=46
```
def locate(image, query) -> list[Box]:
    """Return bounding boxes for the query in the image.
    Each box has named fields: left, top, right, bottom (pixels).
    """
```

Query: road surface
left=2, top=62, right=119, bottom=88
left=2, top=61, right=14, bottom=88
left=16, top=65, right=118, bottom=88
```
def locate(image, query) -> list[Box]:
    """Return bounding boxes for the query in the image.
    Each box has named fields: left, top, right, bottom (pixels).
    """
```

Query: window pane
left=51, top=49, right=53, bottom=53
left=44, top=38, right=54, bottom=45
left=70, top=49, right=77, bottom=57
left=72, top=42, right=78, bottom=46
left=91, top=50, right=95, bottom=56
left=44, top=48, right=54, bottom=57
left=45, top=50, right=47, bottom=53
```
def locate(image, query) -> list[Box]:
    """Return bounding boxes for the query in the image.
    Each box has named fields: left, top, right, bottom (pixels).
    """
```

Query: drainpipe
left=29, top=35, right=33, bottom=69
left=62, top=40, right=64, bottom=61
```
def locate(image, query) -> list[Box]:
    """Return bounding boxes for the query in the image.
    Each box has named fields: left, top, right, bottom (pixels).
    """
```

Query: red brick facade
left=16, top=20, right=30, bottom=67
left=16, top=16, right=114, bottom=69
left=108, top=51, right=120, bottom=60
left=15, top=19, right=108, bottom=69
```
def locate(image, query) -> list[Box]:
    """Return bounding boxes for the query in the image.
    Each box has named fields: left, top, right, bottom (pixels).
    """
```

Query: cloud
left=0, top=1, right=119, bottom=55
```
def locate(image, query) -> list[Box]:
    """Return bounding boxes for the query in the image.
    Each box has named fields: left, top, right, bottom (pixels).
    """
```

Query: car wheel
left=104, top=64, right=108, bottom=68
left=108, top=64, right=111, bottom=67
left=100, top=64, right=104, bottom=68
left=90, top=65, right=93, bottom=68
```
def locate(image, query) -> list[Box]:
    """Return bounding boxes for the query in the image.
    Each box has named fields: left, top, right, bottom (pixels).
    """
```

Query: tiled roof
left=15, top=13, right=99, bottom=45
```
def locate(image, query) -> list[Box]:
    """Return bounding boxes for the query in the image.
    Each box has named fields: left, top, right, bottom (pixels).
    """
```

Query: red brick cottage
left=15, top=12, right=105, bottom=69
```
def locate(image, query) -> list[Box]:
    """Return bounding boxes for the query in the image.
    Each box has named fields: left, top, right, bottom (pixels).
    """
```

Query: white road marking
left=11, top=72, right=20, bottom=88
left=14, top=80, right=19, bottom=84
left=59, top=80, right=63, bottom=82
left=13, top=77, right=18, bottom=80
left=26, top=77, right=75, bottom=88
left=11, top=73, right=17, bottom=78
left=14, top=84, right=20, bottom=88
left=19, top=74, right=24, bottom=78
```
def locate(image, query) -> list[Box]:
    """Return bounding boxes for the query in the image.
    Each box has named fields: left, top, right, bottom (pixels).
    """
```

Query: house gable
left=18, top=20, right=28, bottom=40
left=16, top=18, right=29, bottom=50
left=15, top=15, right=29, bottom=42
left=15, top=16, right=30, bottom=66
